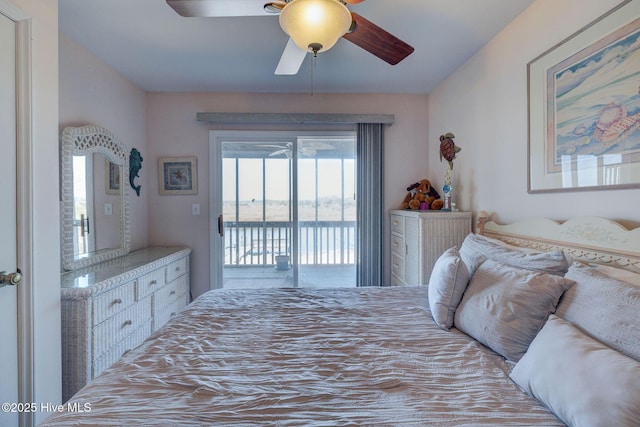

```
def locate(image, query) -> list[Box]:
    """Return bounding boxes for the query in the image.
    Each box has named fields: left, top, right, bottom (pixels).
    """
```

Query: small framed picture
left=158, top=156, right=198, bottom=195
left=105, top=159, right=121, bottom=195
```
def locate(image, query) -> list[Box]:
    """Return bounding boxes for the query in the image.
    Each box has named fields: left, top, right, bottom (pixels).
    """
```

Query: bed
left=42, top=212, right=640, bottom=426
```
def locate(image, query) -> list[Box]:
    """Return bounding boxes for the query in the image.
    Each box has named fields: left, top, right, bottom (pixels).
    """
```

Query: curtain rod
left=196, top=112, right=394, bottom=125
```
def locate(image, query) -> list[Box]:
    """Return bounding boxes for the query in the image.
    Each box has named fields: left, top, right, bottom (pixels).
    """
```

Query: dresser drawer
left=153, top=275, right=188, bottom=313
left=136, top=268, right=166, bottom=300
left=154, top=294, right=188, bottom=331
left=166, top=256, right=188, bottom=283
left=92, top=320, right=152, bottom=378
left=92, top=282, right=135, bottom=325
left=391, top=233, right=404, bottom=257
left=92, top=297, right=152, bottom=356
left=390, top=214, right=404, bottom=235
left=391, top=254, right=405, bottom=280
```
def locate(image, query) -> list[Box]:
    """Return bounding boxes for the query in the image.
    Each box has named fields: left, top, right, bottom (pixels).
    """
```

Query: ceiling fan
left=166, top=0, right=414, bottom=75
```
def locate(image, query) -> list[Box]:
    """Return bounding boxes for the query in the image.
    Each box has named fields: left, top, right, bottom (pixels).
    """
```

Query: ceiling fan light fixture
left=279, top=0, right=352, bottom=53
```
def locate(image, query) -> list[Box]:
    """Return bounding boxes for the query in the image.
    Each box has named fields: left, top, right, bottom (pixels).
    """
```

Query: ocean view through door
left=210, top=131, right=357, bottom=289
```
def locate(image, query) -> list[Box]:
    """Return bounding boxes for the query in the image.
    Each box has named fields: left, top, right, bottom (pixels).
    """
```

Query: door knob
left=0, top=270, right=22, bottom=287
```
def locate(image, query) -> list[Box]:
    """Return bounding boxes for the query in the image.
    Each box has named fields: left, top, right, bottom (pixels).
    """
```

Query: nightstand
left=390, top=210, right=472, bottom=285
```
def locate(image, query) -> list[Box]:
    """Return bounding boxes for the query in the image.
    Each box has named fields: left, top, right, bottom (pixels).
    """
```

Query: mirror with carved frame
left=61, top=125, right=130, bottom=271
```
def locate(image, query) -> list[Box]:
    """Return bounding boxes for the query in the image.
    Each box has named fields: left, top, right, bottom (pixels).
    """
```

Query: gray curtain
left=356, top=123, right=384, bottom=287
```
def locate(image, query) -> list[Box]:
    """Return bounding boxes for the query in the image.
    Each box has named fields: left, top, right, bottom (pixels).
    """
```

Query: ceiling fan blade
left=166, top=0, right=271, bottom=17
left=269, top=148, right=290, bottom=157
left=342, top=12, right=414, bottom=65
left=275, top=38, right=307, bottom=75
left=343, top=0, right=366, bottom=3
left=264, top=1, right=287, bottom=13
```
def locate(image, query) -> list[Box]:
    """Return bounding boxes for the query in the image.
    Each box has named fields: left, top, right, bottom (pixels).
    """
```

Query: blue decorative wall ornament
left=129, top=148, right=143, bottom=197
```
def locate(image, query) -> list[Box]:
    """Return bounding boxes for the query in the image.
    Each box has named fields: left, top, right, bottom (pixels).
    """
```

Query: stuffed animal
left=430, top=199, right=444, bottom=210
left=401, top=179, right=442, bottom=210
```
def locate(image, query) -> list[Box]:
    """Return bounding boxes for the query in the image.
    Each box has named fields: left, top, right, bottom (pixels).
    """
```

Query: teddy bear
left=401, top=179, right=442, bottom=210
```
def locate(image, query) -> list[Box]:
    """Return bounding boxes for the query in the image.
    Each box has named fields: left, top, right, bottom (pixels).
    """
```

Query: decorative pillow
left=557, top=262, right=640, bottom=361
left=589, top=263, right=640, bottom=287
left=510, top=315, right=640, bottom=427
left=454, top=259, right=574, bottom=361
left=428, top=247, right=469, bottom=330
left=459, top=233, right=569, bottom=278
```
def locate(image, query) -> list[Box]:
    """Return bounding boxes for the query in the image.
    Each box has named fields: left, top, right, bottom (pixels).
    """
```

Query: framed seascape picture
left=105, top=159, right=121, bottom=195
left=528, top=0, right=640, bottom=193
left=159, top=156, right=198, bottom=195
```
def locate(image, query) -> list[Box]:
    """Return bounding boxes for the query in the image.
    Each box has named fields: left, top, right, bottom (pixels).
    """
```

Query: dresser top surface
left=61, top=247, right=190, bottom=291
left=390, top=209, right=472, bottom=217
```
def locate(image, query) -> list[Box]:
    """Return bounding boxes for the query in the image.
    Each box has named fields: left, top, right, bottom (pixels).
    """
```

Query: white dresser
left=61, top=247, right=191, bottom=402
left=390, top=210, right=472, bottom=286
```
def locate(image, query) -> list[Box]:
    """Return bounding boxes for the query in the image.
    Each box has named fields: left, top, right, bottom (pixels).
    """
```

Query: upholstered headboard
left=476, top=211, right=640, bottom=273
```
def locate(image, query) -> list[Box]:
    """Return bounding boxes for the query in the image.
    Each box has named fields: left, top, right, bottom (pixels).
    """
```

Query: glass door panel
left=297, top=137, right=356, bottom=288
left=221, top=141, right=294, bottom=288
left=72, top=154, right=95, bottom=258
left=213, top=131, right=356, bottom=290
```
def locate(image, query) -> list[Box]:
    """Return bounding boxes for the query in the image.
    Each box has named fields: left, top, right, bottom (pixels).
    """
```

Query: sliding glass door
left=297, top=137, right=356, bottom=287
left=210, top=131, right=356, bottom=289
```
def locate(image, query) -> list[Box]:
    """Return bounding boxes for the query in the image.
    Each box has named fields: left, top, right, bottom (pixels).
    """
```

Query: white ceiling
left=58, top=0, right=535, bottom=94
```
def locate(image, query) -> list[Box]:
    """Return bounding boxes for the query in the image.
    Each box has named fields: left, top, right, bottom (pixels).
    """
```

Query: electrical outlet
left=192, top=203, right=200, bottom=216
left=104, top=203, right=113, bottom=216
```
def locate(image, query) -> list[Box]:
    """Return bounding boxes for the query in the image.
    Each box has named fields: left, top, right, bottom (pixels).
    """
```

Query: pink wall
left=59, top=34, right=149, bottom=252
left=58, top=28, right=430, bottom=300
left=146, top=93, right=429, bottom=296
left=428, top=0, right=640, bottom=228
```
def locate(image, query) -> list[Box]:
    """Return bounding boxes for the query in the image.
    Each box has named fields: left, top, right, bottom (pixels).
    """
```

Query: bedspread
left=43, top=287, right=562, bottom=426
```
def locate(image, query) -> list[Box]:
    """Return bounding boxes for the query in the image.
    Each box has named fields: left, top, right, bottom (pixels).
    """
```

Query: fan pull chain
left=309, top=42, right=321, bottom=96
left=310, top=52, right=317, bottom=96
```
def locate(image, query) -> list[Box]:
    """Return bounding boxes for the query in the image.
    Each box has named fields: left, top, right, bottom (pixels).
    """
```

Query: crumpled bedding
left=42, top=287, right=562, bottom=426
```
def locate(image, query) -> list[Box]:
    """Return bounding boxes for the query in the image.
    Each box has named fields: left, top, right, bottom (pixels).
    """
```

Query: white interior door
left=0, top=10, right=20, bottom=427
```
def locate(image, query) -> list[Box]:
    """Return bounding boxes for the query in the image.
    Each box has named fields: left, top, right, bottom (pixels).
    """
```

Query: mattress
left=43, top=287, right=562, bottom=426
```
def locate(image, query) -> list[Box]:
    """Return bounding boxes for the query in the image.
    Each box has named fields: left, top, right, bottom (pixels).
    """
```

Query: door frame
left=1, top=1, right=35, bottom=426
left=208, top=130, right=355, bottom=290
left=209, top=131, right=299, bottom=290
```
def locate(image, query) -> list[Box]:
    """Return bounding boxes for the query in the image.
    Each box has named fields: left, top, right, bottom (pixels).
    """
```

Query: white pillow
left=510, top=315, right=640, bottom=427
left=454, top=259, right=574, bottom=361
left=557, top=262, right=640, bottom=361
left=458, top=233, right=569, bottom=278
left=589, top=263, right=640, bottom=287
left=428, top=247, right=469, bottom=330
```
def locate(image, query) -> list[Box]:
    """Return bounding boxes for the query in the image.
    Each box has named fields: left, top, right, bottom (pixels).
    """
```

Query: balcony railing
left=224, top=221, right=356, bottom=266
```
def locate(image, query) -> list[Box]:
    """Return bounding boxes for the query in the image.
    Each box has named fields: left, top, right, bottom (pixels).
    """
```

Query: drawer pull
left=149, top=280, right=157, bottom=286
left=169, top=290, right=176, bottom=296
left=112, top=298, right=122, bottom=305
left=175, top=266, right=181, bottom=272
left=170, top=312, right=177, bottom=317
left=123, top=320, right=133, bottom=327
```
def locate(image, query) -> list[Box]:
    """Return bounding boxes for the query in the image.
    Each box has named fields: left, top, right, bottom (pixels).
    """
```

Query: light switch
left=104, top=203, right=113, bottom=216
left=192, top=203, right=200, bottom=216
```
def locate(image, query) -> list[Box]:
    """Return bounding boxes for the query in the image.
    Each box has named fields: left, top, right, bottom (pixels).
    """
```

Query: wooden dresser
left=61, top=247, right=191, bottom=402
left=390, top=210, right=472, bottom=286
